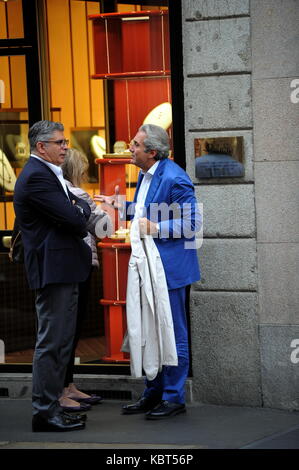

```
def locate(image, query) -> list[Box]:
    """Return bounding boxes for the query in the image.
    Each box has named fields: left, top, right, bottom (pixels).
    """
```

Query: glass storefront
left=0, top=51, right=32, bottom=365
left=0, top=0, right=175, bottom=372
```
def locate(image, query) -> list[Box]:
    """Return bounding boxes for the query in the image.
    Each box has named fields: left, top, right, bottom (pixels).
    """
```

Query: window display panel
left=91, top=10, right=169, bottom=78
left=46, top=0, right=105, bottom=185
left=113, top=77, right=172, bottom=144
left=0, top=54, right=29, bottom=231
left=88, top=1, right=172, bottom=366
left=0, top=54, right=33, bottom=366
left=89, top=5, right=172, bottom=153
left=0, top=3, right=108, bottom=369
left=0, top=0, right=24, bottom=40
left=0, top=50, right=103, bottom=367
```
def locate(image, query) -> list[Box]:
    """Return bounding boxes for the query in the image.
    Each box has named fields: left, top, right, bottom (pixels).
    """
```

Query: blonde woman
left=60, top=148, right=112, bottom=412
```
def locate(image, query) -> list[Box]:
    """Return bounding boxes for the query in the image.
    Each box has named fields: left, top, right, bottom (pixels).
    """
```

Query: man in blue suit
left=14, top=121, right=92, bottom=432
left=96, top=124, right=201, bottom=419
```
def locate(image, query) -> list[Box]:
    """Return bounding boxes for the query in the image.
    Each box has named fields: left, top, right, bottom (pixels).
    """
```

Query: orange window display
left=89, top=10, right=170, bottom=78
left=89, top=9, right=172, bottom=145
left=90, top=8, right=172, bottom=364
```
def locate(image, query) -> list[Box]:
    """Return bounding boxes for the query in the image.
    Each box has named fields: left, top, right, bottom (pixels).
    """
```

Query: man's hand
left=139, top=217, right=159, bottom=236
left=94, top=185, right=122, bottom=210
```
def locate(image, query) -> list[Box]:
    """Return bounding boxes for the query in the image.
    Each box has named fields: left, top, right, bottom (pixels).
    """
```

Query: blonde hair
left=61, top=148, right=89, bottom=187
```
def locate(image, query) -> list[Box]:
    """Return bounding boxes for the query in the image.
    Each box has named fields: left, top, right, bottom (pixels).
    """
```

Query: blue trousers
left=143, top=287, right=189, bottom=404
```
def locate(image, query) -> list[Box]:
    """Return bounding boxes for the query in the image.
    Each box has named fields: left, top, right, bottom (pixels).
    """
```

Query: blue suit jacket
left=13, top=157, right=92, bottom=289
left=126, top=158, right=201, bottom=289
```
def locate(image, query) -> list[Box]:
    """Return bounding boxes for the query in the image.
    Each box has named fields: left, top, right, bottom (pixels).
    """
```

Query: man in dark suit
left=13, top=121, right=92, bottom=432
left=95, top=124, right=201, bottom=419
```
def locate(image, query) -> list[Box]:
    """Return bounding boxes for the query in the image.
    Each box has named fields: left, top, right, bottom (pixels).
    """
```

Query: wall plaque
left=195, top=137, right=244, bottom=178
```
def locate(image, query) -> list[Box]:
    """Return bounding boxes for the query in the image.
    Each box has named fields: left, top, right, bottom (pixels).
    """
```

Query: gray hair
left=139, top=124, right=170, bottom=160
left=28, top=120, right=64, bottom=151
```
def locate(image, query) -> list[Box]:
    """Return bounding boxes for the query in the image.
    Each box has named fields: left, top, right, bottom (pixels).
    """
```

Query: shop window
left=0, top=54, right=29, bottom=229
left=0, top=0, right=174, bottom=372
left=46, top=0, right=106, bottom=186
left=84, top=1, right=172, bottom=368
left=0, top=54, right=33, bottom=364
left=42, top=0, right=172, bottom=371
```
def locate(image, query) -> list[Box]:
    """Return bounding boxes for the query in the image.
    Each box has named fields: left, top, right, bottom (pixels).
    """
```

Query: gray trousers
left=32, top=283, right=79, bottom=418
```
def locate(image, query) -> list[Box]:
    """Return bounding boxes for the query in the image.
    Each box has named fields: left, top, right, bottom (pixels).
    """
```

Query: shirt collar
left=141, top=160, right=160, bottom=177
left=31, top=153, right=63, bottom=176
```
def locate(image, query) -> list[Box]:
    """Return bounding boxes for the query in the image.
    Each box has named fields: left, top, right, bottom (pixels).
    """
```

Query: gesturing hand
left=94, top=185, right=122, bottom=210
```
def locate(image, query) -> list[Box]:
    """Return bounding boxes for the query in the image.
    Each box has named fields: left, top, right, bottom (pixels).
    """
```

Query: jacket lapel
left=144, top=159, right=167, bottom=207
left=29, top=156, right=70, bottom=202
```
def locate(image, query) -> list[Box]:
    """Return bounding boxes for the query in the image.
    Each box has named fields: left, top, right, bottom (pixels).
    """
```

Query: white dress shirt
left=134, top=160, right=160, bottom=220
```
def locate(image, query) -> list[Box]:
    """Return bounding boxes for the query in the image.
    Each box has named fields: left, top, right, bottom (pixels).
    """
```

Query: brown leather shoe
left=122, top=396, right=161, bottom=415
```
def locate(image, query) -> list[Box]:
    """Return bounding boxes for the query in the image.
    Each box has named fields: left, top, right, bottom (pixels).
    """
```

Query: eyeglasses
left=42, top=139, right=69, bottom=147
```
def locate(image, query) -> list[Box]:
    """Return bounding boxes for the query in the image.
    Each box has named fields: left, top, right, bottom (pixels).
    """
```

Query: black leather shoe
left=122, top=396, right=161, bottom=415
left=32, top=413, right=85, bottom=432
left=62, top=411, right=87, bottom=422
left=61, top=402, right=91, bottom=412
left=145, top=400, right=186, bottom=420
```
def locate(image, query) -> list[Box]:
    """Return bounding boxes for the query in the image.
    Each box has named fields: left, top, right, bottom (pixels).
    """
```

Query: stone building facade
left=183, top=0, right=299, bottom=410
left=1, top=0, right=298, bottom=412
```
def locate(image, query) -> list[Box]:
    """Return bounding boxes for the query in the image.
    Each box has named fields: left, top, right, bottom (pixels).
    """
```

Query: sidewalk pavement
left=1, top=397, right=299, bottom=454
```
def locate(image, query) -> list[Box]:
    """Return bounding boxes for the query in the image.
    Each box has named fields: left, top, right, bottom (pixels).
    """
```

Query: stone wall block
left=195, top=239, right=257, bottom=291
left=260, top=325, right=299, bottom=410
left=255, top=161, right=299, bottom=243
left=190, top=291, right=261, bottom=406
left=183, top=18, right=251, bottom=75
left=252, top=78, right=299, bottom=162
left=251, top=0, right=299, bottom=79
left=185, top=75, right=252, bottom=130
left=195, top=184, right=255, bottom=238
left=257, top=243, right=299, bottom=324
left=183, top=0, right=250, bottom=20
